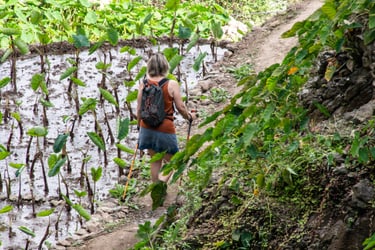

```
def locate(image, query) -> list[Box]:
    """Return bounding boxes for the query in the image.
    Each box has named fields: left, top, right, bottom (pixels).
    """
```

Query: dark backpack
left=140, top=78, right=168, bottom=127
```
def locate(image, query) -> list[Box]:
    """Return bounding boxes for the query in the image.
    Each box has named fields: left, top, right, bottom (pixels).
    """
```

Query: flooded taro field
left=0, top=41, right=226, bottom=249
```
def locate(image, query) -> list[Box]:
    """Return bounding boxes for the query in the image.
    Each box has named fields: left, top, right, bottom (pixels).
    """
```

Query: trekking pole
left=121, top=143, right=138, bottom=201
left=187, top=110, right=197, bottom=141
left=187, top=119, right=192, bottom=141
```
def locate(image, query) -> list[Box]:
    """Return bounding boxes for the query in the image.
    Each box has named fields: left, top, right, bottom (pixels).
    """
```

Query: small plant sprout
left=90, top=166, right=103, bottom=213
left=36, top=208, right=55, bottom=249
left=98, top=87, right=117, bottom=144
left=18, top=225, right=35, bottom=250
left=87, top=131, right=107, bottom=166
left=0, top=204, right=14, bottom=238
left=47, top=153, right=67, bottom=200
left=74, top=189, right=88, bottom=225
left=114, top=117, right=130, bottom=176
left=120, top=45, right=145, bottom=120
left=9, top=162, right=25, bottom=207
left=79, top=98, right=108, bottom=166
left=0, top=144, right=11, bottom=199
left=0, top=23, right=29, bottom=92
left=53, top=133, right=70, bottom=173
left=26, top=126, right=49, bottom=215
left=62, top=195, right=91, bottom=223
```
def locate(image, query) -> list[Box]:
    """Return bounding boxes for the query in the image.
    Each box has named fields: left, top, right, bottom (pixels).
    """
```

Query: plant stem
left=10, top=36, right=17, bottom=92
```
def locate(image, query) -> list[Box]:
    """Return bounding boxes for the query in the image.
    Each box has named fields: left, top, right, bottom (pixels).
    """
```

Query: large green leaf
left=71, top=77, right=86, bottom=87
left=53, top=133, right=69, bottom=153
left=282, top=21, right=305, bottom=38
left=14, top=38, right=29, bottom=55
left=36, top=208, right=55, bottom=217
left=116, top=143, right=135, bottom=154
left=369, top=6, right=375, bottom=29
left=78, top=98, right=97, bottom=116
left=186, top=32, right=199, bottom=53
left=73, top=33, right=90, bottom=49
left=126, top=90, right=138, bottom=102
left=165, top=0, right=180, bottom=10
left=169, top=54, right=184, bottom=73
left=1, top=49, right=12, bottom=63
left=364, top=28, right=375, bottom=45
left=113, top=157, right=127, bottom=168
left=72, top=204, right=91, bottom=221
left=60, top=67, right=78, bottom=81
left=178, top=25, right=191, bottom=39
left=0, top=144, right=10, bottom=160
left=127, top=56, right=142, bottom=72
left=193, top=52, right=207, bottom=71
left=27, top=126, right=48, bottom=137
left=18, top=226, right=35, bottom=237
left=91, top=166, right=103, bottom=182
left=87, top=132, right=106, bottom=151
left=321, top=1, right=336, bottom=20
left=48, top=156, right=67, bottom=177
left=99, top=88, right=118, bottom=107
left=211, top=20, right=223, bottom=39
left=0, top=77, right=10, bottom=88
left=0, top=205, right=13, bottom=214
left=150, top=152, right=165, bottom=163
left=135, top=66, right=147, bottom=81
left=117, top=118, right=129, bottom=141
left=31, top=74, right=44, bottom=91
left=84, top=10, right=97, bottom=24
left=150, top=181, right=167, bottom=210
left=107, top=27, right=118, bottom=46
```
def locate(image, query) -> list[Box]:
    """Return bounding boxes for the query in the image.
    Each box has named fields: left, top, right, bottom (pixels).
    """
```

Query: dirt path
left=63, top=0, right=323, bottom=249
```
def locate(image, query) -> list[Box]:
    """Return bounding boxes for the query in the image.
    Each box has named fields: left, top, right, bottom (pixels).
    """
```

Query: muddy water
left=0, top=43, right=226, bottom=248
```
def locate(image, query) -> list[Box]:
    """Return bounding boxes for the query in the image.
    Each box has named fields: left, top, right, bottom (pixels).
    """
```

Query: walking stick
left=121, top=143, right=138, bottom=201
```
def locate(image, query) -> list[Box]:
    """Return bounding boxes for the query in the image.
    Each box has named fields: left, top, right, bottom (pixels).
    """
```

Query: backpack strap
left=143, top=78, right=169, bottom=87
left=158, top=78, right=169, bottom=87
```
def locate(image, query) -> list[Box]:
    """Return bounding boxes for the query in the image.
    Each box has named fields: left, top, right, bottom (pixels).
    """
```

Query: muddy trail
left=49, top=0, right=324, bottom=249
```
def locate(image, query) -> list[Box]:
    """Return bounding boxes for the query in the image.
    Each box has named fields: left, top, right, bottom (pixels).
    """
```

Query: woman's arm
left=168, top=80, right=193, bottom=121
left=136, top=82, right=144, bottom=128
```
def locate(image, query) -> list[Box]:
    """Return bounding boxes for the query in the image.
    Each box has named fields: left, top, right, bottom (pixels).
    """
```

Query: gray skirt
left=138, top=127, right=179, bottom=154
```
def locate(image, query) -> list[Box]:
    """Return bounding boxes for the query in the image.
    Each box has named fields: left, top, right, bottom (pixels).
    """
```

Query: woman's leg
left=148, top=149, right=162, bottom=182
left=148, top=150, right=173, bottom=182
left=158, top=153, right=173, bottom=182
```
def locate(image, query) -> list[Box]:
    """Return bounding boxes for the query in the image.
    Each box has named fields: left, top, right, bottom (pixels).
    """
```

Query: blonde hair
left=147, top=53, right=170, bottom=77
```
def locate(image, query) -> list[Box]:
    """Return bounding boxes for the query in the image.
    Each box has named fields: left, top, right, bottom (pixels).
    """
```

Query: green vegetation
left=152, top=0, right=375, bottom=249
left=2, top=0, right=375, bottom=248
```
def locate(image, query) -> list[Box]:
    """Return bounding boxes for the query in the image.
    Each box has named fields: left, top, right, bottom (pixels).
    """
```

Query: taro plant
left=0, top=144, right=11, bottom=198
left=25, top=126, right=49, bottom=216
left=30, top=73, right=51, bottom=130
left=99, top=87, right=117, bottom=144
left=165, top=0, right=182, bottom=47
left=0, top=204, right=13, bottom=238
left=120, top=45, right=146, bottom=120
left=87, top=131, right=107, bottom=166
left=9, top=162, right=25, bottom=207
left=78, top=97, right=108, bottom=166
left=9, top=111, right=23, bottom=146
left=0, top=21, right=30, bottom=92
left=210, top=19, right=223, bottom=62
left=18, top=225, right=35, bottom=250
left=47, top=153, right=68, bottom=200
left=114, top=117, right=130, bottom=176
left=36, top=208, right=55, bottom=249
left=132, top=216, right=166, bottom=250
left=73, top=189, right=88, bottom=225
left=90, top=166, right=103, bottom=213
left=63, top=194, right=91, bottom=222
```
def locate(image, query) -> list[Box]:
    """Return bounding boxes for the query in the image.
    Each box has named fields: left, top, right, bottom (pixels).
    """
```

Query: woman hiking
left=137, top=52, right=196, bottom=183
